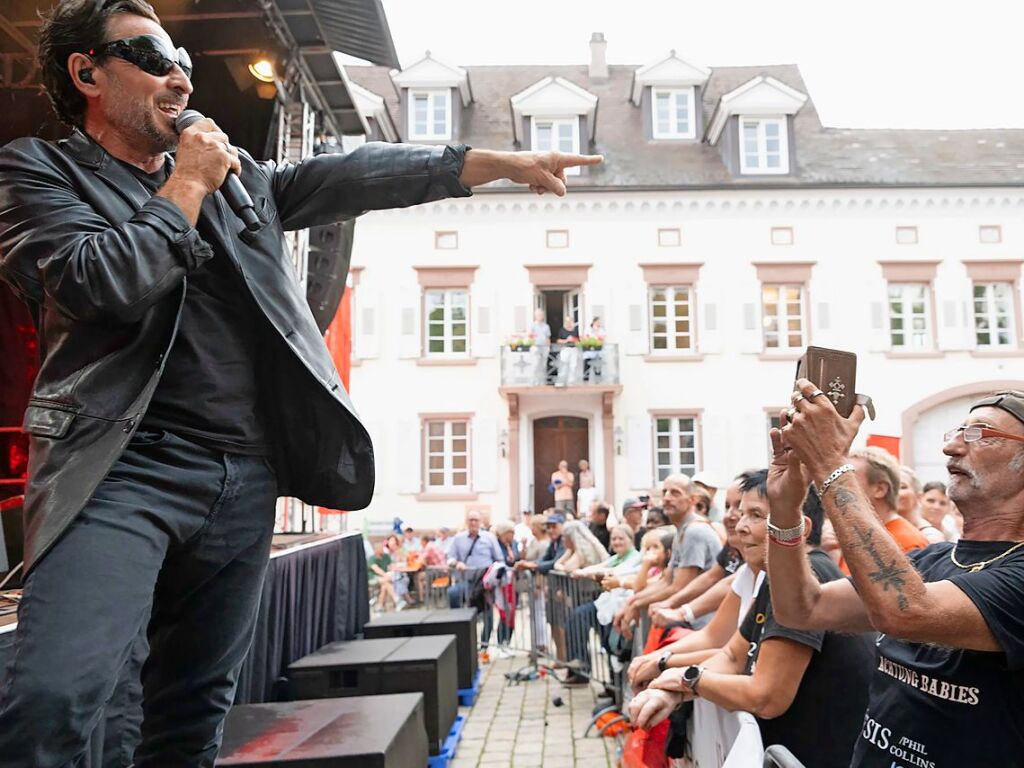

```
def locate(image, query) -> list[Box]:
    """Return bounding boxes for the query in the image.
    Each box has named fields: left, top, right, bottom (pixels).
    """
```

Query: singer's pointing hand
left=173, top=117, right=241, bottom=196
left=459, top=149, right=603, bottom=196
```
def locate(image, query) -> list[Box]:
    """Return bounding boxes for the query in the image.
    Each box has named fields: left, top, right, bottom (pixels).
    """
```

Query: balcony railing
left=500, top=342, right=620, bottom=387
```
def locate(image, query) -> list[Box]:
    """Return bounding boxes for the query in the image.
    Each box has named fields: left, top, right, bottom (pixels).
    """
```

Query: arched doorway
left=533, top=416, right=589, bottom=515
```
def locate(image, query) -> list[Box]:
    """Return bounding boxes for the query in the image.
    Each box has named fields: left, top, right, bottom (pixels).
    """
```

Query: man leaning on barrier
left=766, top=384, right=1024, bottom=768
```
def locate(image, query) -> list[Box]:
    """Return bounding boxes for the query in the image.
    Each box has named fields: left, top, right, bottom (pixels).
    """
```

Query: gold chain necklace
left=949, top=540, right=1024, bottom=573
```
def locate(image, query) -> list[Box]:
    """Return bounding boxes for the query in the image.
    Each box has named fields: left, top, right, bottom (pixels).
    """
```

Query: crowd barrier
left=402, top=564, right=782, bottom=766
left=416, top=566, right=620, bottom=693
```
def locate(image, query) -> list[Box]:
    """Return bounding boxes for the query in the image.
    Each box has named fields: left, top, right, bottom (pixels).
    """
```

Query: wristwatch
left=657, top=651, right=672, bottom=673
left=681, top=664, right=704, bottom=693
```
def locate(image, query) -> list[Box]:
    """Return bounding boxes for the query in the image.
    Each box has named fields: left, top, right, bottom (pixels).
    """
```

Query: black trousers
left=0, top=429, right=277, bottom=767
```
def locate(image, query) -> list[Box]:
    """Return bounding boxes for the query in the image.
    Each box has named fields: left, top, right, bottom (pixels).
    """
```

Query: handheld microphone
left=175, top=109, right=261, bottom=232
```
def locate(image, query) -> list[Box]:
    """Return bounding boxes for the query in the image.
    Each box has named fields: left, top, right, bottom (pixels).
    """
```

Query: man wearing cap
left=768, top=386, right=1024, bottom=768
left=516, top=512, right=566, bottom=574
left=622, top=498, right=646, bottom=550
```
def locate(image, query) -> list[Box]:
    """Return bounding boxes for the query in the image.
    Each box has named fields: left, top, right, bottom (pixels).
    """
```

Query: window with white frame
left=761, top=283, right=805, bottom=350
left=649, top=285, right=694, bottom=352
left=654, top=416, right=699, bottom=482
left=424, top=289, right=469, bottom=356
left=740, top=117, right=788, bottom=174
left=409, top=90, right=451, bottom=140
left=424, top=419, right=470, bottom=490
left=532, top=117, right=581, bottom=175
left=652, top=88, right=695, bottom=139
left=888, top=283, right=932, bottom=349
left=973, top=282, right=1016, bottom=348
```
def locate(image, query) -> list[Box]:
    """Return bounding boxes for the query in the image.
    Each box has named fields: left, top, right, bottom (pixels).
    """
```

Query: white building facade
left=338, top=39, right=1024, bottom=531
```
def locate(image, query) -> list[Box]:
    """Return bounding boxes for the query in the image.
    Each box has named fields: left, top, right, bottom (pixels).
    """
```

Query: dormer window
left=652, top=88, right=695, bottom=139
left=510, top=76, right=597, bottom=179
left=532, top=118, right=581, bottom=174
left=740, top=117, right=788, bottom=174
left=410, top=90, right=451, bottom=140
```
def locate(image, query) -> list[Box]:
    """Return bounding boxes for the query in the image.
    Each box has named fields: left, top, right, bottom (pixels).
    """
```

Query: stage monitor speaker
left=305, top=219, right=355, bottom=334
left=288, top=636, right=458, bottom=756
left=217, top=694, right=429, bottom=767
left=363, top=608, right=479, bottom=689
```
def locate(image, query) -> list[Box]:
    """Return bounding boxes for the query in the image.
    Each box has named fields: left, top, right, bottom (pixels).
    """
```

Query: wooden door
left=532, top=416, right=589, bottom=514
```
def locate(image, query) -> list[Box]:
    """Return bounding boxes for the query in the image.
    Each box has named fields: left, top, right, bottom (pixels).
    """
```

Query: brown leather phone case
left=795, top=346, right=857, bottom=418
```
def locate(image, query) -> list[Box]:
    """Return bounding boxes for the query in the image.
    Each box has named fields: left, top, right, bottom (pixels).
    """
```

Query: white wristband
left=682, top=603, right=695, bottom=625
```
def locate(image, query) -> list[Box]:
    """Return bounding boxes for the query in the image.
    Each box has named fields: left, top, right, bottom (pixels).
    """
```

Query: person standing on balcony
left=582, top=316, right=605, bottom=382
left=530, top=308, right=551, bottom=384
left=552, top=459, right=575, bottom=514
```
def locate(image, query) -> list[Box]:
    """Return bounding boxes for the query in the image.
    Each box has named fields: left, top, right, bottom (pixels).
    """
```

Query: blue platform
left=457, top=668, right=482, bottom=707
left=427, top=714, right=467, bottom=768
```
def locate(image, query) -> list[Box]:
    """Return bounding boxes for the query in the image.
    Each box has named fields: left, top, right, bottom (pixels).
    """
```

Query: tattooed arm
left=776, top=378, right=1003, bottom=652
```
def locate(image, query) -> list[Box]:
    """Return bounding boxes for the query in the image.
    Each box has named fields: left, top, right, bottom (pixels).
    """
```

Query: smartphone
left=795, top=346, right=857, bottom=418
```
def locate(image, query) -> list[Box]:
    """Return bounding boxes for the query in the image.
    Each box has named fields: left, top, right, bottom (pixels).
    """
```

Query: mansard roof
left=346, top=61, right=1024, bottom=189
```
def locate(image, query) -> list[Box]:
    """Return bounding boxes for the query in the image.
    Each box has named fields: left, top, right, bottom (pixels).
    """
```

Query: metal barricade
left=414, top=565, right=630, bottom=701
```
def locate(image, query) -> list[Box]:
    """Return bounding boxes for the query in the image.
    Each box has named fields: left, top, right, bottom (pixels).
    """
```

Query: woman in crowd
left=554, top=520, right=609, bottom=572
left=919, top=480, right=961, bottom=542
left=493, top=520, right=521, bottom=567
left=897, top=466, right=944, bottom=544
left=564, top=524, right=643, bottom=684
left=368, top=539, right=396, bottom=611
left=629, top=470, right=875, bottom=768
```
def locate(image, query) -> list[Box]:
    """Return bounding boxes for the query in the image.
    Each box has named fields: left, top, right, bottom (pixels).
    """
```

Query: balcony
left=500, top=342, right=620, bottom=388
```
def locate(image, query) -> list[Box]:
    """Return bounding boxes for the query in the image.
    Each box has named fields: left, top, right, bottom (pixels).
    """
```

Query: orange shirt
left=840, top=515, right=930, bottom=576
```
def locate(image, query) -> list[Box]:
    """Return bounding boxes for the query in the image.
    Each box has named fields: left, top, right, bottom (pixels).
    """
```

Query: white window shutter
left=868, top=300, right=890, bottom=351
left=396, top=420, right=422, bottom=494
left=397, top=285, right=422, bottom=359
left=471, top=287, right=496, bottom=358
left=364, top=420, right=384, bottom=496
left=625, top=283, right=647, bottom=355
left=627, top=416, right=653, bottom=491
left=699, top=302, right=721, bottom=353
left=354, top=290, right=379, bottom=359
left=513, top=305, right=528, bottom=333
left=740, top=302, right=763, bottom=353
left=471, top=418, right=498, bottom=492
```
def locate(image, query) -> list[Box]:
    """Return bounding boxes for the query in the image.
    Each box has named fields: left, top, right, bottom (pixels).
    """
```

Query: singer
left=0, top=1, right=601, bottom=765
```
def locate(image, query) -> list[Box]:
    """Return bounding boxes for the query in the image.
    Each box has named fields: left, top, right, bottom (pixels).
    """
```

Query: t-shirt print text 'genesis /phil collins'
left=851, top=541, right=1024, bottom=768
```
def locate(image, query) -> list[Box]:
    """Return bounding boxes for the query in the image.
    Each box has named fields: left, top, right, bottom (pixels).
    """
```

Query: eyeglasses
left=943, top=425, right=1024, bottom=445
left=88, top=34, right=192, bottom=79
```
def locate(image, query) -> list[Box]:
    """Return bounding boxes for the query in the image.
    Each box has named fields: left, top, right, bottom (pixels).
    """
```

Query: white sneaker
left=395, top=598, right=407, bottom=611
left=497, top=645, right=513, bottom=659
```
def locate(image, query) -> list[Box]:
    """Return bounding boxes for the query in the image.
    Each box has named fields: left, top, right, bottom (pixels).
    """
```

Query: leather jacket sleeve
left=0, top=140, right=212, bottom=325
left=264, top=142, right=472, bottom=231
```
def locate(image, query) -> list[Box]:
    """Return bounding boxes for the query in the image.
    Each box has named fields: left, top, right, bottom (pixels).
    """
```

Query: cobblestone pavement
left=448, top=653, right=621, bottom=768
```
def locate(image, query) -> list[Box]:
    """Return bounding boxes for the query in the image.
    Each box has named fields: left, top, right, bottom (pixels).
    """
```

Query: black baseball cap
left=970, top=390, right=1024, bottom=429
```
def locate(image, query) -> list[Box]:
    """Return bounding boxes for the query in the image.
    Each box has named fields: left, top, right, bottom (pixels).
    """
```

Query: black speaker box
left=362, top=609, right=478, bottom=689
left=288, top=636, right=457, bottom=755
left=215, top=694, right=428, bottom=767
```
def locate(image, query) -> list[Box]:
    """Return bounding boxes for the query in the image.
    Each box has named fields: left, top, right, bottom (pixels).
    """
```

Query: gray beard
left=108, top=76, right=178, bottom=154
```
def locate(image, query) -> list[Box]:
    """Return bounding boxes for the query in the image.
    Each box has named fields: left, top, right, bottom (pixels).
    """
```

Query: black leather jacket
left=0, top=131, right=470, bottom=571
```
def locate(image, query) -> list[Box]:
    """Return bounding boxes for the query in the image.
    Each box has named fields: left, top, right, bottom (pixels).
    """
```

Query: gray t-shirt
left=669, top=513, right=723, bottom=629
left=670, top=512, right=723, bottom=573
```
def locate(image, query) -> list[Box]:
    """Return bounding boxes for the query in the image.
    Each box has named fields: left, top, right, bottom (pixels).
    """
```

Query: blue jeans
left=0, top=429, right=277, bottom=767
left=448, top=579, right=493, bottom=649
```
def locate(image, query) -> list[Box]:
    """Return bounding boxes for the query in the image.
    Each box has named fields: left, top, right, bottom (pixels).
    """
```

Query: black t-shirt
left=716, top=544, right=744, bottom=575
left=556, top=324, right=578, bottom=342
left=851, top=541, right=1024, bottom=768
left=589, top=521, right=611, bottom=551
left=125, top=161, right=270, bottom=454
left=740, top=549, right=875, bottom=768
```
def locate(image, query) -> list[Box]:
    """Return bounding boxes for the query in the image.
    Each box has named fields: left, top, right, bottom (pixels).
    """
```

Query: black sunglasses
left=88, top=34, right=192, bottom=79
